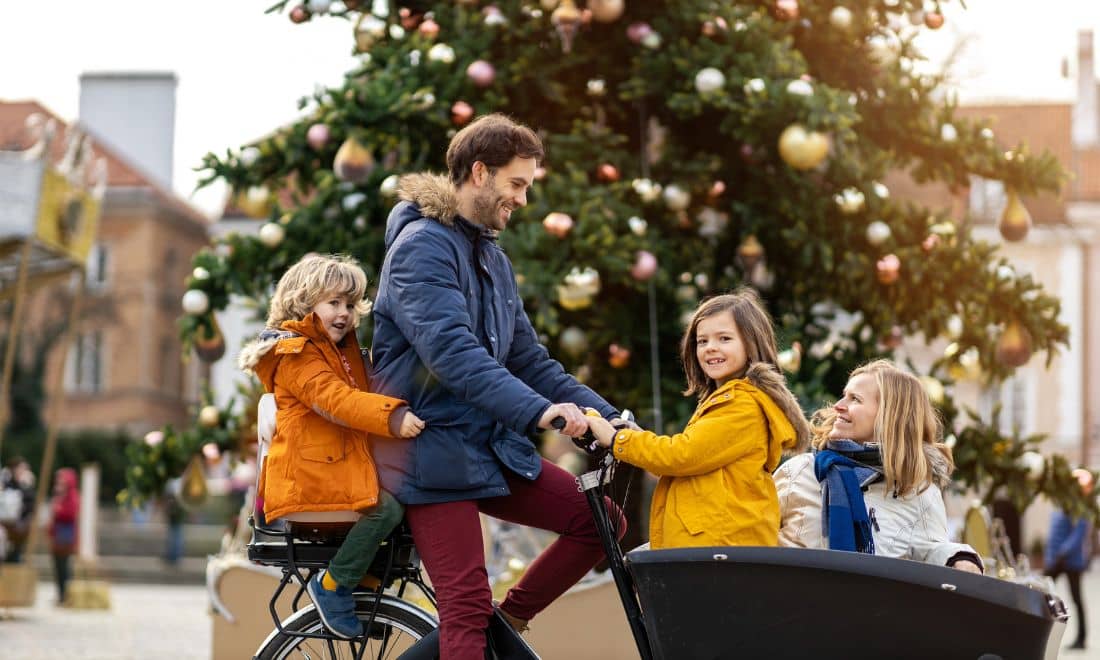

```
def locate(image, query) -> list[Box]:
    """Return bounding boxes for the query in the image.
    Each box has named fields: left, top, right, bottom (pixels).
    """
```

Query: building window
left=65, top=331, right=105, bottom=394
left=86, top=243, right=110, bottom=290
left=968, top=176, right=1007, bottom=224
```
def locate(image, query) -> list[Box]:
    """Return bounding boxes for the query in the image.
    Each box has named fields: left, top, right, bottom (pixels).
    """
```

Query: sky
left=3, top=0, right=1100, bottom=218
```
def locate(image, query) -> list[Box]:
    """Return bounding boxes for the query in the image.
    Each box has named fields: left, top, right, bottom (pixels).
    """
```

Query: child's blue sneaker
left=307, top=572, right=362, bottom=639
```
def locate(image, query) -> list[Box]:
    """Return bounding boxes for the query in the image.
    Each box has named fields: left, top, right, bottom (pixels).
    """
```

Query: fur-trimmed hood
left=237, top=313, right=332, bottom=391
left=385, top=173, right=462, bottom=249
left=743, top=362, right=812, bottom=454
left=924, top=441, right=953, bottom=489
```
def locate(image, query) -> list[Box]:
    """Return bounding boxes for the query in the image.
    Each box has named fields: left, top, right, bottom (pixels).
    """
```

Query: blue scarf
left=813, top=440, right=880, bottom=554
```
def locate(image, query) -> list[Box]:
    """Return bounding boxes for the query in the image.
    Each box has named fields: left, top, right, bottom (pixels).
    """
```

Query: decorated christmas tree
left=122, top=0, right=1095, bottom=527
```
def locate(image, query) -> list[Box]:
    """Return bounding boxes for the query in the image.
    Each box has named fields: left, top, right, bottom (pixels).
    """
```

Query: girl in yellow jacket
left=589, top=289, right=809, bottom=548
left=239, top=254, right=424, bottom=639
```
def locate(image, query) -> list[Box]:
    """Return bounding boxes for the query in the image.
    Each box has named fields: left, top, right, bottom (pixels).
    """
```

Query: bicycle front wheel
left=255, top=595, right=438, bottom=660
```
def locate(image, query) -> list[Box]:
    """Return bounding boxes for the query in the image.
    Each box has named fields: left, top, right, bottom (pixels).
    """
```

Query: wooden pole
left=0, top=241, right=35, bottom=460
left=22, top=268, right=83, bottom=562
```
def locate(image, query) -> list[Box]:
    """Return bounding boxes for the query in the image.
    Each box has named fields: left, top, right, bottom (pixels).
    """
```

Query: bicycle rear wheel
left=255, top=595, right=437, bottom=660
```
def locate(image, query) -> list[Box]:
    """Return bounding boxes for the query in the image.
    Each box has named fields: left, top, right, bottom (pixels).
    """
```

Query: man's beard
left=471, top=187, right=505, bottom=230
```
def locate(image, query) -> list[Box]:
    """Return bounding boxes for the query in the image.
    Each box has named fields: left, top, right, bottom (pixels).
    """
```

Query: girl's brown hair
left=681, top=288, right=810, bottom=450
left=681, top=289, right=780, bottom=400
left=265, top=254, right=371, bottom=330
left=810, top=359, right=953, bottom=496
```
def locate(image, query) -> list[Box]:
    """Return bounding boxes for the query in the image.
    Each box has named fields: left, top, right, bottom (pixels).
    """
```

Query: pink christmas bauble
left=631, top=250, right=658, bottom=281
left=466, top=60, right=496, bottom=88
left=306, top=123, right=330, bottom=151
left=626, top=22, right=653, bottom=44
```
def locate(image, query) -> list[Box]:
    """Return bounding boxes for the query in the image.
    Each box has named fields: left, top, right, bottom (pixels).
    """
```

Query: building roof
left=0, top=99, right=210, bottom=227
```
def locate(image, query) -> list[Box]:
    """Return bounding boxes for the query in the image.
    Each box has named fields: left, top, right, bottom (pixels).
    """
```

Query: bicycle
left=249, top=406, right=1070, bottom=659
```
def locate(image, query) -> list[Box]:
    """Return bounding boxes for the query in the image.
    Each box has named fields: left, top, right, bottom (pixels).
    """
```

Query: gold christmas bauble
left=236, top=186, right=273, bottom=219
left=777, top=124, right=829, bottom=170
left=198, top=405, right=221, bottom=429
left=999, top=189, right=1032, bottom=242
left=334, top=136, right=376, bottom=184
left=588, top=0, right=624, bottom=23
left=996, top=321, right=1033, bottom=367
left=180, top=454, right=209, bottom=509
left=194, top=317, right=226, bottom=363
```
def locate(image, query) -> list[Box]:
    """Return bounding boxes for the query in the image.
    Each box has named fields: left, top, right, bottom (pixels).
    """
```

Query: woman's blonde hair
left=681, top=288, right=780, bottom=400
left=811, top=359, right=953, bottom=496
left=265, top=254, right=370, bottom=330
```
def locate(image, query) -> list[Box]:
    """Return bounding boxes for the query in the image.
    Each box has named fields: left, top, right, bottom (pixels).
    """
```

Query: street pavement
left=2, top=581, right=210, bottom=659
left=5, top=570, right=1100, bottom=658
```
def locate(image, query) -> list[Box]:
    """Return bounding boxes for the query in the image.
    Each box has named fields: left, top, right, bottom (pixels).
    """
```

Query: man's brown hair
left=446, top=113, right=544, bottom=186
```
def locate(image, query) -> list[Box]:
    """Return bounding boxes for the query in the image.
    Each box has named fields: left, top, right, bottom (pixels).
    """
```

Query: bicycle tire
left=254, top=594, right=438, bottom=660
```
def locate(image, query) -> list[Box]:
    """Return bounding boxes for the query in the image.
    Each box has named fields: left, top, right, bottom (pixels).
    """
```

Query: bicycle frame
left=577, top=455, right=654, bottom=660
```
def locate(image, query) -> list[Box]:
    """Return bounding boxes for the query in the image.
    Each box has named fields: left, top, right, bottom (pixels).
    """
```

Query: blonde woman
left=773, top=359, right=982, bottom=572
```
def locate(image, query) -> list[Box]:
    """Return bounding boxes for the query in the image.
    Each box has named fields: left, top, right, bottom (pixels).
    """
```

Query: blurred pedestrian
left=1, top=456, right=36, bottom=562
left=48, top=468, right=80, bottom=605
left=1045, top=467, right=1095, bottom=651
left=163, top=480, right=185, bottom=566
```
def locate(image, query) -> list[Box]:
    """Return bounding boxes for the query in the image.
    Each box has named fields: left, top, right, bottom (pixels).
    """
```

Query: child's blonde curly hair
left=266, top=254, right=371, bottom=330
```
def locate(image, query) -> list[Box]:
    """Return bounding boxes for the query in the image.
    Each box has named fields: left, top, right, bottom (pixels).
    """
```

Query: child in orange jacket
left=240, top=253, right=424, bottom=639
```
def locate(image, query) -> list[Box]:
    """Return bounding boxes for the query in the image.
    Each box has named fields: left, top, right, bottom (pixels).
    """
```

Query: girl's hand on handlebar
left=398, top=410, right=426, bottom=438
left=539, top=403, right=588, bottom=437
left=587, top=415, right=618, bottom=448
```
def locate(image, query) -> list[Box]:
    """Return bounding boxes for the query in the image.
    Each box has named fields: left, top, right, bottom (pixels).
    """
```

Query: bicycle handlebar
left=550, top=409, right=634, bottom=457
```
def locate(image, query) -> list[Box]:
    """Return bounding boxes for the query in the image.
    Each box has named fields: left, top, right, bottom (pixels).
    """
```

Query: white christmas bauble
left=587, top=78, right=607, bottom=97
left=872, top=181, right=890, bottom=199
left=484, top=7, right=507, bottom=26
left=632, top=178, right=662, bottom=203
left=743, top=78, right=766, bottom=95
left=192, top=267, right=211, bottom=281
left=342, top=192, right=367, bottom=210
left=307, top=0, right=332, bottom=13
left=663, top=184, right=691, bottom=211
left=786, top=79, right=814, bottom=96
left=1018, top=451, right=1045, bottom=481
left=829, top=6, right=853, bottom=29
left=259, top=222, right=286, bottom=248
left=980, top=127, right=995, bottom=141
left=641, top=32, right=661, bottom=49
left=940, top=123, right=958, bottom=142
left=358, top=14, right=386, bottom=37
left=389, top=24, right=406, bottom=39
left=627, top=216, right=648, bottom=236
left=694, top=67, right=726, bottom=94
left=996, top=264, right=1015, bottom=281
left=181, top=289, right=210, bottom=315
left=380, top=174, right=400, bottom=197
left=427, top=43, right=455, bottom=63
left=559, top=326, right=589, bottom=357
left=835, top=188, right=865, bottom=214
left=865, top=220, right=892, bottom=245
left=946, top=315, right=964, bottom=340
left=144, top=430, right=164, bottom=446
left=239, top=147, right=261, bottom=167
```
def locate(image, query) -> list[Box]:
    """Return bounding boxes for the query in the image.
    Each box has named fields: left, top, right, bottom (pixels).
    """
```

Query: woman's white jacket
left=773, top=451, right=979, bottom=567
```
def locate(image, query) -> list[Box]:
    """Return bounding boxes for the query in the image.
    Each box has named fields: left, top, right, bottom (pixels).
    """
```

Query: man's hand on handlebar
left=538, top=403, right=589, bottom=438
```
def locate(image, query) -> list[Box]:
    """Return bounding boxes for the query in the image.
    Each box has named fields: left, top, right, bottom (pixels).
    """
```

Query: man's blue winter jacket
left=370, top=173, right=617, bottom=504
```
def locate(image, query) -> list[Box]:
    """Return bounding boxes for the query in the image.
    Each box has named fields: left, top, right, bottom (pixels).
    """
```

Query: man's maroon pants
left=406, top=458, right=626, bottom=659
